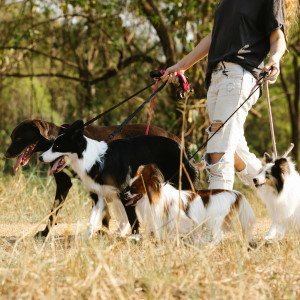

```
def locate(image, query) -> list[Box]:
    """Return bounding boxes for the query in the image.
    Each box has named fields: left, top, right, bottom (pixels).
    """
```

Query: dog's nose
left=253, top=178, right=257, bottom=184
left=123, top=191, right=131, bottom=200
left=39, top=155, right=44, bottom=162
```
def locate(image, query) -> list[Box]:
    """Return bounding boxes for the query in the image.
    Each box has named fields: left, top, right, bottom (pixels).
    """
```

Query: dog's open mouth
left=13, top=144, right=36, bottom=171
left=49, top=156, right=67, bottom=175
left=125, top=194, right=143, bottom=206
left=254, top=183, right=265, bottom=188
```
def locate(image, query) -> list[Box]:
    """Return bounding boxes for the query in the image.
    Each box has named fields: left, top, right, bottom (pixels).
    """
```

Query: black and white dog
left=253, top=154, right=300, bottom=240
left=39, top=120, right=200, bottom=238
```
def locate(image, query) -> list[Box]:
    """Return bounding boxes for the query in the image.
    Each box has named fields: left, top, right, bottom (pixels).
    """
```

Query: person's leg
left=235, top=135, right=263, bottom=186
left=205, top=63, right=260, bottom=190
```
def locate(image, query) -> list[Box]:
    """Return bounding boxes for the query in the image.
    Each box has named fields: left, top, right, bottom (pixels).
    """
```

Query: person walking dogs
left=161, top=0, right=297, bottom=190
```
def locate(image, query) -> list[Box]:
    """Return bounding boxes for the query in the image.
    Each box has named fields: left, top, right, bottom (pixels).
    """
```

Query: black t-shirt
left=205, top=0, right=285, bottom=88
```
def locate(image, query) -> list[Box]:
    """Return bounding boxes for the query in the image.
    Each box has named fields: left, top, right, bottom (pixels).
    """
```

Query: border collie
left=253, top=154, right=300, bottom=240
left=124, top=164, right=255, bottom=244
left=39, top=120, right=200, bottom=238
left=4, top=119, right=180, bottom=238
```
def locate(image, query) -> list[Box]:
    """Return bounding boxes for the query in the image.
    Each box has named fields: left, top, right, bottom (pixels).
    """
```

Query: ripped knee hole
left=210, top=120, right=223, bottom=132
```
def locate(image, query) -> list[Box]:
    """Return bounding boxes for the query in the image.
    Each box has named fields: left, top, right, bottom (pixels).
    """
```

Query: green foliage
left=0, top=0, right=299, bottom=168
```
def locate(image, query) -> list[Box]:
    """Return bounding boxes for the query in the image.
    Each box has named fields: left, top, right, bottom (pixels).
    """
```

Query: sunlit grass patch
left=0, top=171, right=299, bottom=299
left=0, top=233, right=299, bottom=299
left=0, top=170, right=91, bottom=224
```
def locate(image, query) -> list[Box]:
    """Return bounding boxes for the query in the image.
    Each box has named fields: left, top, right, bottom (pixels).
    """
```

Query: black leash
left=104, top=81, right=167, bottom=142
left=84, top=70, right=189, bottom=128
left=84, top=81, right=156, bottom=127
left=166, top=69, right=275, bottom=185
left=189, top=68, right=279, bottom=159
left=190, top=84, right=261, bottom=159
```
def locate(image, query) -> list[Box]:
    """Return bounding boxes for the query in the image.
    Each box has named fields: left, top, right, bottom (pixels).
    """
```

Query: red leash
left=145, top=70, right=190, bottom=135
left=145, top=79, right=159, bottom=135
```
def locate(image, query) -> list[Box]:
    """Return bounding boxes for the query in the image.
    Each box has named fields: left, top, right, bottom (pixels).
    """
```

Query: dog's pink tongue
left=13, top=153, right=25, bottom=171
left=125, top=198, right=136, bottom=207
left=125, top=194, right=143, bottom=206
left=49, top=158, right=63, bottom=176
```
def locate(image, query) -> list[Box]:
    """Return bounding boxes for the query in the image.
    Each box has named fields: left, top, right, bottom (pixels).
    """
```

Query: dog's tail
left=234, top=191, right=256, bottom=242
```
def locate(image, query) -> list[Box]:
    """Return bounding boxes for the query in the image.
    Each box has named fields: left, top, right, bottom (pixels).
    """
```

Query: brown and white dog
left=5, top=119, right=181, bottom=237
left=124, top=164, right=255, bottom=244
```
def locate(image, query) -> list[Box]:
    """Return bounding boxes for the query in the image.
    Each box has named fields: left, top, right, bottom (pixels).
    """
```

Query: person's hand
left=161, top=64, right=185, bottom=85
left=263, top=56, right=280, bottom=84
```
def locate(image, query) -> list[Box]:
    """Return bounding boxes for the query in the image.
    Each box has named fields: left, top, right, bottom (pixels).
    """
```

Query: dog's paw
left=116, top=222, right=131, bottom=237
left=127, top=234, right=142, bottom=243
left=248, top=240, right=258, bottom=250
left=84, top=229, right=93, bottom=241
left=34, top=228, right=49, bottom=240
left=95, top=229, right=108, bottom=236
left=264, top=228, right=278, bottom=241
left=264, top=234, right=275, bottom=241
left=264, top=231, right=285, bottom=241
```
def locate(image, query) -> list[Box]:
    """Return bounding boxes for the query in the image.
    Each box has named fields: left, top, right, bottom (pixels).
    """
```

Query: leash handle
left=150, top=69, right=190, bottom=100
left=257, top=66, right=279, bottom=85
left=176, top=73, right=190, bottom=92
left=150, top=69, right=165, bottom=79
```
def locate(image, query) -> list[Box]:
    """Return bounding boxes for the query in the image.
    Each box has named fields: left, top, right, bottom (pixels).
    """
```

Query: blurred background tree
left=0, top=0, right=299, bottom=169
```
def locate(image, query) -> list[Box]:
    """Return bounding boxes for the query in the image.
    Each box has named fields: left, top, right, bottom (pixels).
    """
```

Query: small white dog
left=253, top=154, right=300, bottom=240
left=124, top=164, right=255, bottom=244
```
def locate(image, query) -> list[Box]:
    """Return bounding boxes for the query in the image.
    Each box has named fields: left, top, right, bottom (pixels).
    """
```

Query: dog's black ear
left=59, top=123, right=70, bottom=134
left=272, top=158, right=289, bottom=193
left=32, top=120, right=50, bottom=140
left=67, top=120, right=84, bottom=138
left=69, top=120, right=84, bottom=129
left=274, top=158, right=290, bottom=175
left=263, top=152, right=273, bottom=163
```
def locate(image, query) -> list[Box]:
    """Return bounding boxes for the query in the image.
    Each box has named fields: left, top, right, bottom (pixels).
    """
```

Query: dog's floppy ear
left=142, top=164, right=164, bottom=205
left=274, top=158, right=290, bottom=175
left=32, top=120, right=51, bottom=140
left=263, top=152, right=273, bottom=163
left=272, top=158, right=290, bottom=193
left=137, top=165, right=145, bottom=176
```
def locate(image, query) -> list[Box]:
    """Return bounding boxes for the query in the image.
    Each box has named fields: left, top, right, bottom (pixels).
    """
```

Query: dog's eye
left=52, top=144, right=59, bottom=151
left=265, top=172, right=270, bottom=179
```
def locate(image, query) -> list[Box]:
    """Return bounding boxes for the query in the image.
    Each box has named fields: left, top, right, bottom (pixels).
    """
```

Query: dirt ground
left=0, top=218, right=272, bottom=240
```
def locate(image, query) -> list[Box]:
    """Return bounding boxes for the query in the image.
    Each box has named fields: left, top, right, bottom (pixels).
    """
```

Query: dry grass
left=0, top=171, right=300, bottom=300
